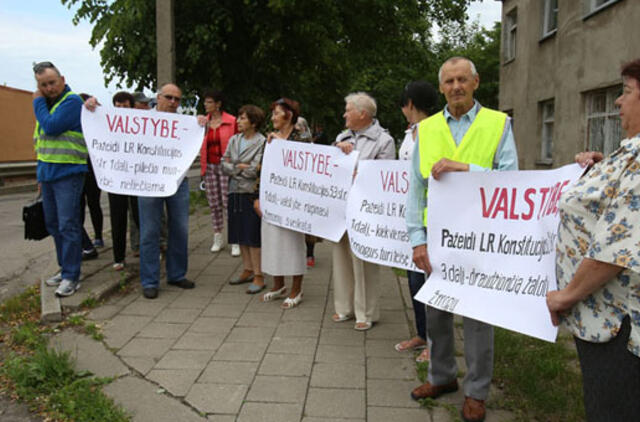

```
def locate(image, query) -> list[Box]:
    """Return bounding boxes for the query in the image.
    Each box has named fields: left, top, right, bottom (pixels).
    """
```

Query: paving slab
left=274, top=321, right=321, bottom=338
left=120, top=299, right=169, bottom=317
left=367, top=356, right=419, bottom=380
left=186, top=383, right=248, bottom=414
left=49, top=331, right=129, bottom=378
left=367, top=379, right=422, bottom=408
left=258, top=353, right=313, bottom=377
left=189, top=316, right=236, bottom=334
left=117, top=337, right=175, bottom=359
left=137, top=322, right=190, bottom=339
left=246, top=375, right=308, bottom=403
left=103, top=315, right=153, bottom=349
left=154, top=349, right=215, bottom=370
left=310, top=362, right=365, bottom=388
left=103, top=375, right=206, bottom=422
left=237, top=402, right=303, bottom=422
left=267, top=336, right=318, bottom=355
left=153, top=308, right=202, bottom=324
left=213, top=341, right=269, bottom=362
left=315, top=344, right=365, bottom=363
left=304, top=388, right=365, bottom=419
left=198, top=361, right=259, bottom=384
left=367, top=406, right=430, bottom=422
left=226, top=326, right=276, bottom=343
left=172, top=332, right=225, bottom=350
left=147, top=368, right=201, bottom=397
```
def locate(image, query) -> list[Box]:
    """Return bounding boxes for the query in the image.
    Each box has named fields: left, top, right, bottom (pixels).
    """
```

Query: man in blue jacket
left=33, top=62, right=88, bottom=297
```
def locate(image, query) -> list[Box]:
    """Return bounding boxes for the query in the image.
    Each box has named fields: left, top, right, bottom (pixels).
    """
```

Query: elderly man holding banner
left=406, top=57, right=517, bottom=422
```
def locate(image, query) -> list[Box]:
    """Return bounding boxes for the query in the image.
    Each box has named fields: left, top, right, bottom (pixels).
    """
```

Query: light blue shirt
left=406, top=101, right=518, bottom=247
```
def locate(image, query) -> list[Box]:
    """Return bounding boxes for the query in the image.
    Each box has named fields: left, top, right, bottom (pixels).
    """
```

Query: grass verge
left=0, top=285, right=128, bottom=421
left=492, top=328, right=584, bottom=421
left=415, top=328, right=584, bottom=421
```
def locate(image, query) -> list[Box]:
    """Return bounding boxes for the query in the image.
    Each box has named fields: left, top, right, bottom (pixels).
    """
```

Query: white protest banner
left=415, top=164, right=584, bottom=342
left=81, top=106, right=204, bottom=197
left=346, top=160, right=420, bottom=272
left=259, top=138, right=359, bottom=242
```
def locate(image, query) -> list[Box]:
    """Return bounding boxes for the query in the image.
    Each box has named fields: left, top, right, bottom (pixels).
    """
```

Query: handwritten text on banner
left=346, top=160, right=419, bottom=272
left=259, top=139, right=359, bottom=242
left=415, top=164, right=584, bottom=342
left=81, top=106, right=203, bottom=197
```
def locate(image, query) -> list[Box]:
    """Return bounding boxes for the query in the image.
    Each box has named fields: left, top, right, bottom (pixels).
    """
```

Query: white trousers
left=332, top=235, right=380, bottom=323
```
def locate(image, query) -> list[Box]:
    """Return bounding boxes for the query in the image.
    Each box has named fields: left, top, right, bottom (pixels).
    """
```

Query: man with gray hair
left=407, top=56, right=517, bottom=422
left=332, top=92, right=395, bottom=330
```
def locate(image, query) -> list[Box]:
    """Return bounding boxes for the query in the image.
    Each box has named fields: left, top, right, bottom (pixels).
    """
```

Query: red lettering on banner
left=281, top=148, right=333, bottom=176
left=380, top=171, right=409, bottom=193
left=104, top=113, right=179, bottom=139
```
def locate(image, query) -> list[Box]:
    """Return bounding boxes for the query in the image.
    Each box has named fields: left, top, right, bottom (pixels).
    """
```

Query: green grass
left=492, top=328, right=585, bottom=421
left=10, top=322, right=46, bottom=349
left=0, top=285, right=40, bottom=322
left=3, top=348, right=128, bottom=421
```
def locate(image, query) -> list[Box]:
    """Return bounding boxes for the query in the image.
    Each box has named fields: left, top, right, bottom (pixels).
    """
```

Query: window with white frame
left=583, top=0, right=621, bottom=16
left=504, top=9, right=517, bottom=62
left=542, top=0, right=558, bottom=37
left=585, top=86, right=622, bottom=156
left=540, top=100, right=554, bottom=163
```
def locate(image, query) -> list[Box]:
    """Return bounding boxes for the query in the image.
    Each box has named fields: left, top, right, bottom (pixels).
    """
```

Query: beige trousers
left=332, top=235, right=380, bottom=323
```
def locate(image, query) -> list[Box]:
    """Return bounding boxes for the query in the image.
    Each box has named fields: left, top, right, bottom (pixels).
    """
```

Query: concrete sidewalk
left=47, top=211, right=514, bottom=422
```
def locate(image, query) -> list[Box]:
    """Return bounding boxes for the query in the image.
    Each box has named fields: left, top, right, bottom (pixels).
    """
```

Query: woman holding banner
left=546, top=59, right=640, bottom=421
left=199, top=90, right=238, bottom=255
left=257, top=98, right=309, bottom=307
left=395, top=81, right=438, bottom=362
left=222, top=105, right=266, bottom=293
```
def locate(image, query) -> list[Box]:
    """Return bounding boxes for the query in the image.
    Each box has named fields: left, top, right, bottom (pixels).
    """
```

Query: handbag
left=23, top=196, right=49, bottom=240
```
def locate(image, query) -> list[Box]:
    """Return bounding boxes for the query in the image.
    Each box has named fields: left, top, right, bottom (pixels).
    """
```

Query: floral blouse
left=556, top=136, right=640, bottom=356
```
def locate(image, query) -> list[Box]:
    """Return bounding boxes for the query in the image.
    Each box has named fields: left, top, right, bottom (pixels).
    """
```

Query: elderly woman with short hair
left=547, top=58, right=640, bottom=421
left=332, top=92, right=396, bottom=330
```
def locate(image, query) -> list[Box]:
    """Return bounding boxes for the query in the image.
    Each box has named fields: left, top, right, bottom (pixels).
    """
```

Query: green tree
left=62, top=0, right=487, bottom=140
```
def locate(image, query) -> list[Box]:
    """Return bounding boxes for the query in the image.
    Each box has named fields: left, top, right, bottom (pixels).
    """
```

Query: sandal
left=246, top=275, right=266, bottom=294
left=281, top=291, right=303, bottom=309
left=354, top=321, right=373, bottom=331
left=262, top=286, right=287, bottom=302
left=394, top=337, right=427, bottom=352
left=416, top=348, right=430, bottom=363
left=230, top=270, right=254, bottom=285
left=332, top=313, right=353, bottom=323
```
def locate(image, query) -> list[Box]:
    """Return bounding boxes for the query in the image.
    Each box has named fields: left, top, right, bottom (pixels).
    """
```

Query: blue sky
left=1, top=1, right=501, bottom=102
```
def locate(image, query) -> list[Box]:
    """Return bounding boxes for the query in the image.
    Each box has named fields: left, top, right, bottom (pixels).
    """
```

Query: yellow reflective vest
left=417, top=107, right=507, bottom=225
left=33, top=91, right=87, bottom=164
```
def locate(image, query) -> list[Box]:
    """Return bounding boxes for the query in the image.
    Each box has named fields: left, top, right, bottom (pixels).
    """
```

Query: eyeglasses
left=33, top=61, right=56, bottom=74
left=162, top=94, right=181, bottom=103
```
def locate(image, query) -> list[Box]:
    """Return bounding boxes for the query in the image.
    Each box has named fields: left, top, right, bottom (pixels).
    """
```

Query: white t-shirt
left=398, top=124, right=417, bottom=161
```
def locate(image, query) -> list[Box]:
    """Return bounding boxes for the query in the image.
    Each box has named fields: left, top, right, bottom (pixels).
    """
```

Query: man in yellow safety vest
left=406, top=56, right=518, bottom=422
left=33, top=61, right=88, bottom=297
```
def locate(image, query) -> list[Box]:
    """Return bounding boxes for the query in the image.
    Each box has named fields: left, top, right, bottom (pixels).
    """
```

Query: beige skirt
left=261, top=220, right=306, bottom=276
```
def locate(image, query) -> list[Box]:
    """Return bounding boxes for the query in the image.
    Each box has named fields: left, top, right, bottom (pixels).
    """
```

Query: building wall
left=0, top=86, right=36, bottom=162
left=499, top=0, right=640, bottom=169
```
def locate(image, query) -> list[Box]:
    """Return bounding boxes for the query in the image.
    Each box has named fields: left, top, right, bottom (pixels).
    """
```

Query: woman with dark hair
left=255, top=98, right=310, bottom=307
left=547, top=58, right=640, bottom=421
left=199, top=90, right=238, bottom=255
left=108, top=91, right=140, bottom=270
left=222, top=105, right=266, bottom=293
left=395, top=81, right=438, bottom=362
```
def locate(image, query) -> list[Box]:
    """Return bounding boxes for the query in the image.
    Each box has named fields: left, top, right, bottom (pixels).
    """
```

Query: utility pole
left=156, top=0, right=175, bottom=87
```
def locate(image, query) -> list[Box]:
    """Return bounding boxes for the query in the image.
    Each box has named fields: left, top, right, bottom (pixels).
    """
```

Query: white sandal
left=261, top=286, right=287, bottom=302
left=281, top=291, right=303, bottom=309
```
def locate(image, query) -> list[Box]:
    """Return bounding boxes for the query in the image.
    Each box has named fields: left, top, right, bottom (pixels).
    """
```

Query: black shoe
left=82, top=248, right=98, bottom=260
left=168, top=279, right=195, bottom=289
left=143, top=287, right=158, bottom=299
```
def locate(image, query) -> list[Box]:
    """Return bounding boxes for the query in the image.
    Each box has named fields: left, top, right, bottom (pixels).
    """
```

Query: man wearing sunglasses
left=138, top=83, right=195, bottom=299
left=32, top=61, right=87, bottom=297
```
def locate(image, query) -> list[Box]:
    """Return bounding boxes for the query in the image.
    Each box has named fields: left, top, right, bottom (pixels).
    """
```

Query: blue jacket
left=33, top=85, right=87, bottom=182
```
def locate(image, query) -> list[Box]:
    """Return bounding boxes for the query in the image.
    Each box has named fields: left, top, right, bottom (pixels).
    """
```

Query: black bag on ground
left=23, top=197, right=49, bottom=240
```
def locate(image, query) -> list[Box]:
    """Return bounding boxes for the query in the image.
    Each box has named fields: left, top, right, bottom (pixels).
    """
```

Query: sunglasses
left=33, top=61, right=56, bottom=74
left=162, top=94, right=181, bottom=103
